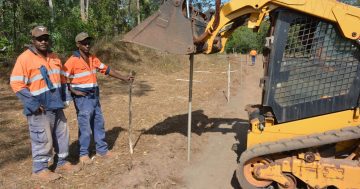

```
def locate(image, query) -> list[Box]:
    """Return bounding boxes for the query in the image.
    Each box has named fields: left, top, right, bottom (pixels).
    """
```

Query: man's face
left=32, top=35, right=49, bottom=52
left=77, top=38, right=92, bottom=54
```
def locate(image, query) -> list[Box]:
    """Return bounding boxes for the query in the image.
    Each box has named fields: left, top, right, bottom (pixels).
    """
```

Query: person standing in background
left=250, top=49, right=257, bottom=66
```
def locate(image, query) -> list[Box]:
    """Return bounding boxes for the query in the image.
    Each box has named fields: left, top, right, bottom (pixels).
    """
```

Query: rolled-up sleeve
left=93, top=57, right=110, bottom=75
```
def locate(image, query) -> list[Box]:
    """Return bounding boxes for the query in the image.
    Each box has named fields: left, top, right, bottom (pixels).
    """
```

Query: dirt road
left=0, top=54, right=263, bottom=189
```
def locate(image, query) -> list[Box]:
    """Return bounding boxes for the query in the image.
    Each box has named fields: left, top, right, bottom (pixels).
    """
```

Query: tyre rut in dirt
left=236, top=125, right=360, bottom=189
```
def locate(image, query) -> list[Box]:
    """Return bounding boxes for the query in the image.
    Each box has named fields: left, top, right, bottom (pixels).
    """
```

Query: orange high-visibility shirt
left=250, top=50, right=257, bottom=56
left=10, top=47, right=67, bottom=115
left=62, top=51, right=110, bottom=92
left=10, top=49, right=64, bottom=95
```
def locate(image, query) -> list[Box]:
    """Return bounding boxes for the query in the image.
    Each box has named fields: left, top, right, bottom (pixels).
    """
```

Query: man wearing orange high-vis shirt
left=63, top=32, right=134, bottom=165
left=10, top=26, right=80, bottom=181
left=249, top=49, right=257, bottom=65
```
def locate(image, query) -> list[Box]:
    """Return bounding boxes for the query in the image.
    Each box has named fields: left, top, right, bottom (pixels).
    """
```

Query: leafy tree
left=0, top=0, right=161, bottom=60
left=225, top=21, right=270, bottom=54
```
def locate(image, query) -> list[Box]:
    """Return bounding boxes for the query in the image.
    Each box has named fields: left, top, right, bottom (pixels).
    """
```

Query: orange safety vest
left=250, top=50, right=257, bottom=56
left=62, top=51, right=109, bottom=93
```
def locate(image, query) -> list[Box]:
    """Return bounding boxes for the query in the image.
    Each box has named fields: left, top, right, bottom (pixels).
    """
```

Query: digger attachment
left=123, top=0, right=195, bottom=54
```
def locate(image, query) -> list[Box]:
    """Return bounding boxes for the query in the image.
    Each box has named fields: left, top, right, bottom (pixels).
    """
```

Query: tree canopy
left=0, top=0, right=359, bottom=60
left=0, top=0, right=161, bottom=58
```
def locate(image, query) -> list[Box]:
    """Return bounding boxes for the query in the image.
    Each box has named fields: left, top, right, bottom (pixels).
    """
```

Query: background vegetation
left=0, top=0, right=162, bottom=60
left=0, top=0, right=359, bottom=61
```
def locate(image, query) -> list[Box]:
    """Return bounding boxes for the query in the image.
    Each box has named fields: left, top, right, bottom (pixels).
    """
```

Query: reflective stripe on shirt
left=10, top=76, right=29, bottom=84
left=28, top=69, right=62, bottom=84
left=70, top=83, right=98, bottom=88
left=28, top=74, right=43, bottom=83
left=68, top=69, right=97, bottom=79
left=61, top=70, right=70, bottom=77
left=48, top=69, right=61, bottom=75
left=30, top=83, right=61, bottom=96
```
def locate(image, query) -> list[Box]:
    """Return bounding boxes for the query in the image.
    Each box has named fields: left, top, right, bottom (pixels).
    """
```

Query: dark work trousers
left=74, top=94, right=108, bottom=157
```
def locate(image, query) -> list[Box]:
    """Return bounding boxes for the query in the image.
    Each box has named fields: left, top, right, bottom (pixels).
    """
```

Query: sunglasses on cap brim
left=35, top=35, right=50, bottom=42
left=79, top=40, right=92, bottom=46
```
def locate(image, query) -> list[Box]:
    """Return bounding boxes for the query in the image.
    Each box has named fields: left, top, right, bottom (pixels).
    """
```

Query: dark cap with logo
left=31, top=26, right=49, bottom=37
left=75, top=32, right=93, bottom=42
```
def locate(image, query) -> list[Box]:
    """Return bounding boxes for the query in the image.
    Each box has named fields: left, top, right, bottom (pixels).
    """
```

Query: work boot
left=95, top=151, right=117, bottom=163
left=79, top=155, right=93, bottom=166
left=31, top=169, right=62, bottom=182
left=96, top=151, right=114, bottom=158
left=56, top=162, right=81, bottom=175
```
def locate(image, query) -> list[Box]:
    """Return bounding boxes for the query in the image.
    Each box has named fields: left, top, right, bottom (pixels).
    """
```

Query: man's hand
left=36, top=105, right=44, bottom=114
left=109, top=69, right=135, bottom=83
left=127, top=75, right=135, bottom=83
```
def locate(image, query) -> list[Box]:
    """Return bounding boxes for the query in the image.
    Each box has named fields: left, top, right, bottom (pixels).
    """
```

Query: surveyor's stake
left=128, top=71, right=135, bottom=154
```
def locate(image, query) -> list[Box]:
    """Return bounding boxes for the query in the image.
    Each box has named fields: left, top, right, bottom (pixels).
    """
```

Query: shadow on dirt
left=144, top=110, right=249, bottom=155
left=67, top=126, right=125, bottom=163
left=144, top=109, right=249, bottom=157
left=144, top=109, right=248, bottom=137
left=231, top=171, right=241, bottom=189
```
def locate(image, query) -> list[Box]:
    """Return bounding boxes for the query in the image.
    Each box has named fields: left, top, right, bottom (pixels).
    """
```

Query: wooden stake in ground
left=128, top=71, right=136, bottom=154
left=227, top=56, right=231, bottom=103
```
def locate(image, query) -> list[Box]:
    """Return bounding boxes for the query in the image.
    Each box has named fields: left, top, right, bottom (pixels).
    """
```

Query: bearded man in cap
left=10, top=26, right=81, bottom=181
left=62, top=32, right=134, bottom=165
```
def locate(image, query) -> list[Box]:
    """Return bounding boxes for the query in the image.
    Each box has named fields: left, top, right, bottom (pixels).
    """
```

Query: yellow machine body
left=124, top=0, right=360, bottom=188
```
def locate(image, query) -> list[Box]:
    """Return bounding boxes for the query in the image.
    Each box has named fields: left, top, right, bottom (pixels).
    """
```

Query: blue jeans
left=251, top=56, right=256, bottom=65
left=74, top=95, right=108, bottom=157
left=27, top=109, right=69, bottom=173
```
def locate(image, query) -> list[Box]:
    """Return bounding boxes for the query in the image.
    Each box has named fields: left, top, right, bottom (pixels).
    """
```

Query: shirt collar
left=73, top=50, right=80, bottom=58
left=73, top=50, right=93, bottom=59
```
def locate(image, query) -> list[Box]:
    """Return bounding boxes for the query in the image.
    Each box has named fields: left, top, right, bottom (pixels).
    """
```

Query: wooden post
left=227, top=56, right=231, bottom=102
left=128, top=72, right=135, bottom=154
left=239, top=55, right=242, bottom=87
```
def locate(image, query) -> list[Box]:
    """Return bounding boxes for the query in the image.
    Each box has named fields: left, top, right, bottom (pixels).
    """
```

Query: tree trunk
left=80, top=0, right=87, bottom=22
left=12, top=1, right=17, bottom=50
left=48, top=0, right=54, bottom=23
left=86, top=0, right=89, bottom=20
left=136, top=0, right=140, bottom=24
left=128, top=0, right=132, bottom=14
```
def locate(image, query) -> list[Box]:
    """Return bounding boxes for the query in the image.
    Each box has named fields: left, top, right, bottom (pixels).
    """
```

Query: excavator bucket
left=123, top=0, right=195, bottom=55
